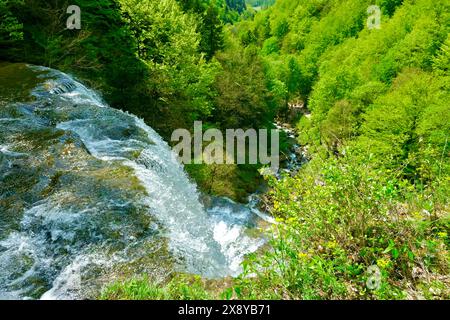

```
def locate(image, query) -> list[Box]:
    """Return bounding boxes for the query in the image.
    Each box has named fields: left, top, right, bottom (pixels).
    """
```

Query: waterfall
left=0, top=64, right=265, bottom=300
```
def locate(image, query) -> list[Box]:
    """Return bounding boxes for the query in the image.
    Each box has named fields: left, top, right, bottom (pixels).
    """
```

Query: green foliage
left=100, top=274, right=212, bottom=300
left=186, top=162, right=262, bottom=202
left=200, top=4, right=225, bottom=59
left=433, top=35, right=450, bottom=76
left=301, top=0, right=449, bottom=150
left=176, top=0, right=225, bottom=60
left=226, top=0, right=246, bottom=13
left=213, top=44, right=272, bottom=128
left=233, top=153, right=449, bottom=299
left=0, top=0, right=23, bottom=45
left=117, top=0, right=220, bottom=133
left=225, top=0, right=450, bottom=300
left=354, top=70, right=450, bottom=183
left=246, top=0, right=275, bottom=9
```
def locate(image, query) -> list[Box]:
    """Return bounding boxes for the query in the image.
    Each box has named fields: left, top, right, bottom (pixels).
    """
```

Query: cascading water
left=0, top=63, right=267, bottom=300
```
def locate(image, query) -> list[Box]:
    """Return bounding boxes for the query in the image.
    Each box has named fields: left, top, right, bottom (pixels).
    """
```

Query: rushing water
left=0, top=63, right=269, bottom=300
left=275, top=123, right=308, bottom=178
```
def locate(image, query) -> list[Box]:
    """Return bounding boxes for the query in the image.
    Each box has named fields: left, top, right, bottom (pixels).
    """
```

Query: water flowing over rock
left=0, top=63, right=265, bottom=300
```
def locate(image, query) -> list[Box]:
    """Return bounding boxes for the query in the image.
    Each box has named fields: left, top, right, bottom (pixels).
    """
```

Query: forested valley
left=0, top=0, right=449, bottom=300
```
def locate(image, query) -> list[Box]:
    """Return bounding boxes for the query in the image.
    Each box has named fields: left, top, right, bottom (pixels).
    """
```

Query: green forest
left=0, top=0, right=449, bottom=300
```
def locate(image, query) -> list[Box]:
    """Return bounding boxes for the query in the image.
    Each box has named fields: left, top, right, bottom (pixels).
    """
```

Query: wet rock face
left=0, top=63, right=154, bottom=222
left=0, top=62, right=45, bottom=106
left=0, top=63, right=166, bottom=299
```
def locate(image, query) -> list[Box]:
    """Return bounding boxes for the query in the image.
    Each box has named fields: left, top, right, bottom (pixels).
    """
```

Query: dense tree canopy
left=223, top=0, right=449, bottom=299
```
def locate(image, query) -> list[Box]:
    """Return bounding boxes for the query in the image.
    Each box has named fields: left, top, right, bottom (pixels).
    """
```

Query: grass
left=100, top=274, right=213, bottom=300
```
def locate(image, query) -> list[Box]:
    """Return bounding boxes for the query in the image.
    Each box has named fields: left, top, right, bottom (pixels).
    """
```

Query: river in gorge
left=0, top=63, right=304, bottom=300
